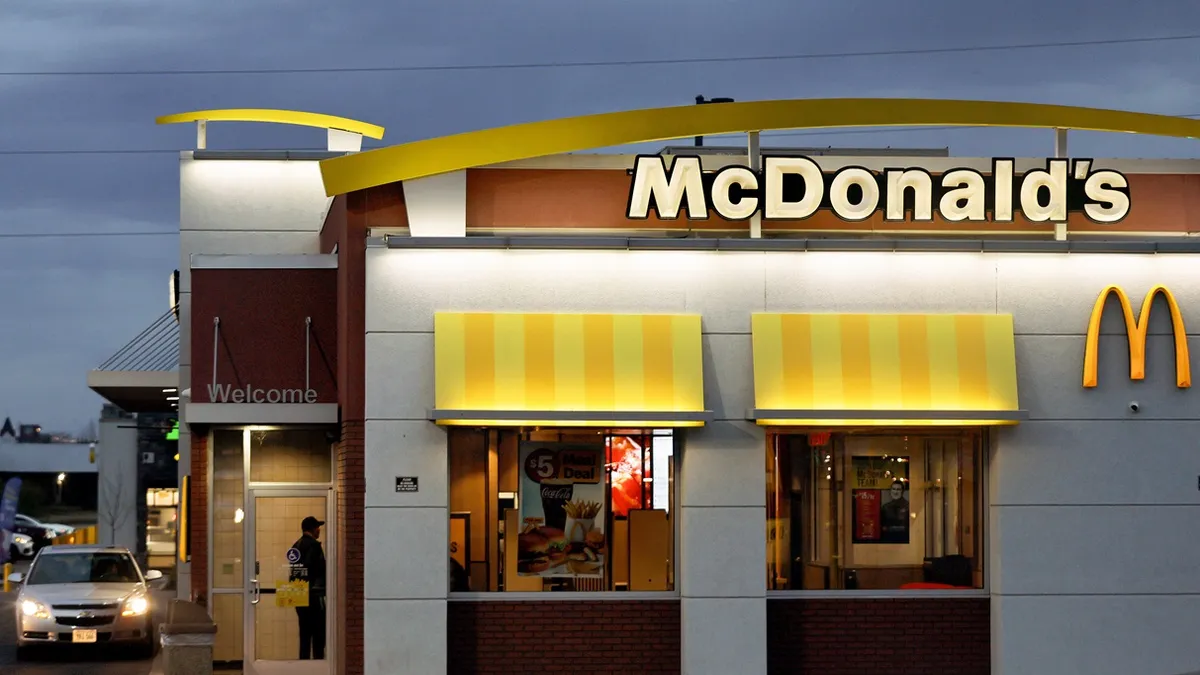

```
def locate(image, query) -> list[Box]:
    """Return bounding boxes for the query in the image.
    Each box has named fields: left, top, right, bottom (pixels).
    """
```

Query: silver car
left=7, top=545, right=163, bottom=659
left=8, top=532, right=34, bottom=559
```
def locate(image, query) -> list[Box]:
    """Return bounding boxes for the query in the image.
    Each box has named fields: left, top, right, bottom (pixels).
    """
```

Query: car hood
left=21, top=584, right=146, bottom=604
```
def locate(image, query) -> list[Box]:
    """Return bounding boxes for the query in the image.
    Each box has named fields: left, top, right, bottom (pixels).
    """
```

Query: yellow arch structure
left=1082, top=285, right=1191, bottom=389
left=317, top=98, right=1200, bottom=196
left=156, top=108, right=385, bottom=140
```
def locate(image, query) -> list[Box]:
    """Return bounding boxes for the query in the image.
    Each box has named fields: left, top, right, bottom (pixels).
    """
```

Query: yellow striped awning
left=750, top=313, right=1024, bottom=426
left=433, top=312, right=709, bottom=427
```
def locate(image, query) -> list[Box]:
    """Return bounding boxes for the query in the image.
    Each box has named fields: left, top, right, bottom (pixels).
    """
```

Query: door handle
left=251, top=577, right=261, bottom=605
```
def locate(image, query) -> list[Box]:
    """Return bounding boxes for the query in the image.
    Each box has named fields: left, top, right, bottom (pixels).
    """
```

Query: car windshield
left=27, top=552, right=141, bottom=585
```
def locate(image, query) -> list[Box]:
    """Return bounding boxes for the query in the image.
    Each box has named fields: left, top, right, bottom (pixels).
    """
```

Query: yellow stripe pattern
left=752, top=313, right=1019, bottom=412
left=435, top=312, right=704, bottom=414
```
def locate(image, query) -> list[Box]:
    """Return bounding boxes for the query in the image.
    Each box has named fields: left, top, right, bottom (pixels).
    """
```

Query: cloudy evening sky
left=1, top=0, right=1199, bottom=434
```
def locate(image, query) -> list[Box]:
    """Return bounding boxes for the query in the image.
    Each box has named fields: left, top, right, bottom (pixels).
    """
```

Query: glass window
left=249, top=428, right=332, bottom=483
left=448, top=428, right=677, bottom=593
left=766, top=429, right=985, bottom=591
left=211, top=429, right=245, bottom=590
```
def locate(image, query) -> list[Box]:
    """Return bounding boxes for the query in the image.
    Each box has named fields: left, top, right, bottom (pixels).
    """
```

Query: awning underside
left=87, top=308, right=180, bottom=413
left=433, top=312, right=708, bottom=428
left=750, top=312, right=1023, bottom=427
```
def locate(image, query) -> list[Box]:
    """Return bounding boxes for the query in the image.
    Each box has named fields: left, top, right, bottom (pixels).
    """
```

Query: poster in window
left=517, top=441, right=607, bottom=578
left=851, top=456, right=910, bottom=544
left=607, top=435, right=647, bottom=516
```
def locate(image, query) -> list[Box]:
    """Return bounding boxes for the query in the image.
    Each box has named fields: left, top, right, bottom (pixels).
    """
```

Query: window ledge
left=449, top=591, right=679, bottom=602
left=768, top=589, right=989, bottom=599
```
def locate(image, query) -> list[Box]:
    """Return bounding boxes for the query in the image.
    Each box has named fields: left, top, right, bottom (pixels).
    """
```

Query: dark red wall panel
left=190, top=268, right=338, bottom=404
left=768, top=597, right=990, bottom=675
left=448, top=600, right=681, bottom=675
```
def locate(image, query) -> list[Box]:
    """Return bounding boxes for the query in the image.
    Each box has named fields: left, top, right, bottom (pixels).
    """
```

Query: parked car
left=8, top=545, right=163, bottom=659
left=15, top=515, right=74, bottom=537
left=11, top=516, right=59, bottom=553
left=7, top=532, right=35, bottom=560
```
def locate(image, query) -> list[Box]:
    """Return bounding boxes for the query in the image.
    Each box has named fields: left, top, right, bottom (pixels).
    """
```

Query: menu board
left=517, top=441, right=607, bottom=578
left=851, top=456, right=910, bottom=544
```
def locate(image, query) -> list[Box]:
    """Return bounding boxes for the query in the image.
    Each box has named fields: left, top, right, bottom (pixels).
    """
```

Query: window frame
left=447, top=426, right=684, bottom=602
left=765, top=426, right=991, bottom=599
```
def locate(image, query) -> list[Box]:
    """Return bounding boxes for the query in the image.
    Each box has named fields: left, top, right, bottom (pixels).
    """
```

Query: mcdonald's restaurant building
left=162, top=101, right=1200, bottom=675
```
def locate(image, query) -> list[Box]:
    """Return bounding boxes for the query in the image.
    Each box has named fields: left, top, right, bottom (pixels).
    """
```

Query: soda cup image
left=539, top=480, right=574, bottom=531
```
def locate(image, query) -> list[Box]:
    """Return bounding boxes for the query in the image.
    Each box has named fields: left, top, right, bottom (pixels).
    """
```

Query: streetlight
left=55, top=473, right=66, bottom=505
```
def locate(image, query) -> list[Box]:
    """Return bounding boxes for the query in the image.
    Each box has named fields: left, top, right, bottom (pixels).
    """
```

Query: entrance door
left=245, top=489, right=335, bottom=675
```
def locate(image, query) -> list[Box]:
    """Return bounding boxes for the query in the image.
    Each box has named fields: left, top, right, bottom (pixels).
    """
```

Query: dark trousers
left=296, top=598, right=326, bottom=660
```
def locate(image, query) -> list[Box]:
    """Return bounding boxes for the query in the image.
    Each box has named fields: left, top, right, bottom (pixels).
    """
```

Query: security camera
left=181, top=388, right=192, bottom=400
left=1129, top=401, right=1140, bottom=413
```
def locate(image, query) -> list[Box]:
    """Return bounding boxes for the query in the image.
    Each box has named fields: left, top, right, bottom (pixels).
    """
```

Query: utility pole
left=694, top=95, right=735, bottom=146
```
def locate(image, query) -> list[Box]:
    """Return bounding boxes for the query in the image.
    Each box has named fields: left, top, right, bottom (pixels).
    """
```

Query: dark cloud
left=2, top=0, right=1199, bottom=431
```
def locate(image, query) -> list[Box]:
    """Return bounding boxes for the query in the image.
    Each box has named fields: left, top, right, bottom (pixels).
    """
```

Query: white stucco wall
left=364, top=245, right=1200, bottom=675
left=176, top=155, right=330, bottom=598
left=97, top=416, right=138, bottom=549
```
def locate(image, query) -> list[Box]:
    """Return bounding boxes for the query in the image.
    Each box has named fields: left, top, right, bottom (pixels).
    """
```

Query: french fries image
left=563, top=500, right=602, bottom=519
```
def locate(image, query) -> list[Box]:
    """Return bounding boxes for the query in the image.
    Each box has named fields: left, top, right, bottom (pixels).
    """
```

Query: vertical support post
left=196, top=120, right=207, bottom=150
left=305, top=317, right=312, bottom=393
left=1054, top=128, right=1068, bottom=241
left=748, top=131, right=762, bottom=239
left=3, top=562, right=11, bottom=592
left=211, top=317, right=220, bottom=393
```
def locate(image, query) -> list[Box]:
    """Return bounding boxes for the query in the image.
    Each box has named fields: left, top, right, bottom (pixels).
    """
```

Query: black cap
left=302, top=516, right=325, bottom=532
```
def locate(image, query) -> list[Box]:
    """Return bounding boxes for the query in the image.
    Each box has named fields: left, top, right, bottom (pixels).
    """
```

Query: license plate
left=72, top=629, right=97, bottom=643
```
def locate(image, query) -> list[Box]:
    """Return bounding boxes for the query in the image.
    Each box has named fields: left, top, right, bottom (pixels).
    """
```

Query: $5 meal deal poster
left=518, top=441, right=607, bottom=579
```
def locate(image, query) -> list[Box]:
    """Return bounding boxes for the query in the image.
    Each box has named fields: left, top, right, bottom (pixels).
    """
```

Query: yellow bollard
left=3, top=562, right=11, bottom=593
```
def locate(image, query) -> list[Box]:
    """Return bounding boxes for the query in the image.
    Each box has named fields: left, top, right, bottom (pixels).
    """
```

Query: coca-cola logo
left=540, top=485, right=572, bottom=500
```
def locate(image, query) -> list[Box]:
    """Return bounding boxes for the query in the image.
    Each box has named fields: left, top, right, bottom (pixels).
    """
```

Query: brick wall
left=447, top=600, right=681, bottom=675
left=338, top=420, right=365, bottom=675
left=767, top=597, right=990, bottom=675
left=189, top=433, right=208, bottom=604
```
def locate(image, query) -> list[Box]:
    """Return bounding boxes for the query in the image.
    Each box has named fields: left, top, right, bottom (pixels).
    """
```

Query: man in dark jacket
left=290, top=516, right=326, bottom=660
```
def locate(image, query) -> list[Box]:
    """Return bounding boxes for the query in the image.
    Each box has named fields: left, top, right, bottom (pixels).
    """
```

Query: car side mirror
left=145, top=570, right=164, bottom=581
left=7, top=572, right=24, bottom=584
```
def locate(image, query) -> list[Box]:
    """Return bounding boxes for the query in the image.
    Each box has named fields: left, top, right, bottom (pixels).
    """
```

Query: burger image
left=541, top=528, right=569, bottom=562
left=585, top=529, right=605, bottom=551
left=517, top=530, right=551, bottom=574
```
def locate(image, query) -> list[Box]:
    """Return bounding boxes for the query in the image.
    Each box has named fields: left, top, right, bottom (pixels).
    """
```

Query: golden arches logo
left=1082, top=285, right=1191, bottom=389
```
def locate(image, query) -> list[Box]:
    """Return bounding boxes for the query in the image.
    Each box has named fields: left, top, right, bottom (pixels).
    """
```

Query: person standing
left=290, top=516, right=327, bottom=660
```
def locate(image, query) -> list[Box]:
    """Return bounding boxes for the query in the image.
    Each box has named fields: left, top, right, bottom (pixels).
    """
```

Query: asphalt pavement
left=0, top=561, right=167, bottom=675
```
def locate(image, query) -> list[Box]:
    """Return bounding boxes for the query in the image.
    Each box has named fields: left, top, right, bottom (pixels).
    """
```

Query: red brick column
left=189, top=433, right=208, bottom=605
left=338, top=420, right=366, bottom=675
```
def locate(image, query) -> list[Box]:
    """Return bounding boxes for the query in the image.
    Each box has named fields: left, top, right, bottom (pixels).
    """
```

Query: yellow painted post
left=3, top=562, right=11, bottom=592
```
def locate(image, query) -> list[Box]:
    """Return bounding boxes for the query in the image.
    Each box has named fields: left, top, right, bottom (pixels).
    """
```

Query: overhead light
left=163, top=388, right=177, bottom=393
left=166, top=396, right=179, bottom=401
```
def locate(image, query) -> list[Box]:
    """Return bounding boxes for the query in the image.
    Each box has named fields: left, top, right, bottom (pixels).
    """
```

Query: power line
left=0, top=147, right=335, bottom=156
left=0, top=231, right=176, bottom=240
left=2, top=33, right=1198, bottom=77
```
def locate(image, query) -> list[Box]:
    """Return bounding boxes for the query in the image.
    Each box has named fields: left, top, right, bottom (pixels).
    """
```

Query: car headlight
left=13, top=533, right=32, bottom=545
left=20, top=599, right=50, bottom=619
left=122, top=595, right=150, bottom=617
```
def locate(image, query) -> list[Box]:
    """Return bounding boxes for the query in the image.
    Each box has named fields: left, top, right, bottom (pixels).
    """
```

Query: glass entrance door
left=245, top=489, right=334, bottom=675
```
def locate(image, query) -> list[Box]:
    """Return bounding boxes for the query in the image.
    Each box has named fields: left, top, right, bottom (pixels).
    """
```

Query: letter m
left=1083, top=284, right=1191, bottom=388
left=626, top=155, right=707, bottom=219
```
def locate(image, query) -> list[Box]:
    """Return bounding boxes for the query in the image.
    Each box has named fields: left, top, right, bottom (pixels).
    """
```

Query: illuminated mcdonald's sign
left=1082, top=285, right=1191, bottom=388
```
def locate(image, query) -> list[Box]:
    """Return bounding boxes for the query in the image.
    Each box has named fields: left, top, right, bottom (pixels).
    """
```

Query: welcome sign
left=626, top=155, right=1131, bottom=224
